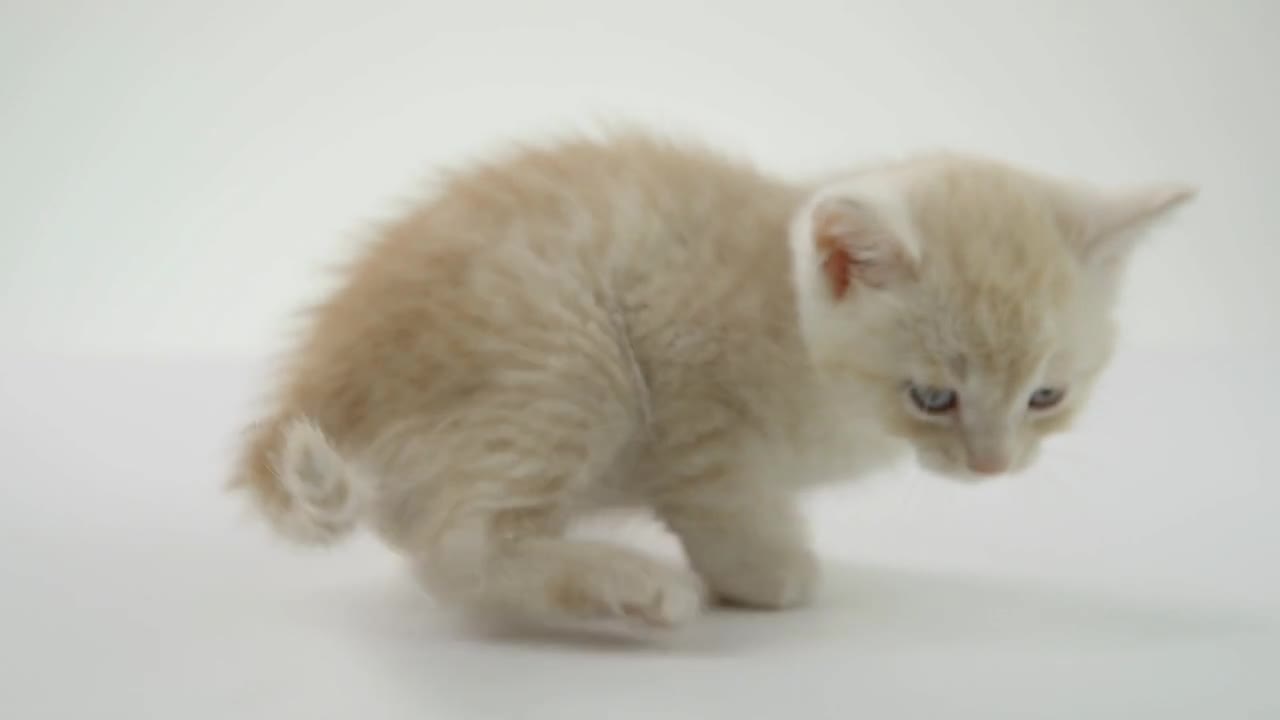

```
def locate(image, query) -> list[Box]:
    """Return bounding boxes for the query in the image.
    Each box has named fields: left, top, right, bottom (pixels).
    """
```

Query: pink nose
left=967, top=457, right=1008, bottom=475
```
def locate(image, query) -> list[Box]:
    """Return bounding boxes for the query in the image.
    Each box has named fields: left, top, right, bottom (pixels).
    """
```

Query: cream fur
left=228, top=132, right=1193, bottom=634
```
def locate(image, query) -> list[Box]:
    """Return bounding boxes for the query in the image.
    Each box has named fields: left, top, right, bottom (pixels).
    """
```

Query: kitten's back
left=230, top=133, right=801, bottom=543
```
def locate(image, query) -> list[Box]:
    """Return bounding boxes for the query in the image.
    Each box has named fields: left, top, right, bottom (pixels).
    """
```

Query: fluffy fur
left=229, top=132, right=1193, bottom=632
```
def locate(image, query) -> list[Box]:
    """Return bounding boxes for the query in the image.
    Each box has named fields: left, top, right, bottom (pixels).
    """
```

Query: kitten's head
left=789, top=154, right=1193, bottom=479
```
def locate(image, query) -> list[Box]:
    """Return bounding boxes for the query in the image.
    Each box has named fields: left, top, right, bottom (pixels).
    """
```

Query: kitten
left=230, top=132, right=1193, bottom=632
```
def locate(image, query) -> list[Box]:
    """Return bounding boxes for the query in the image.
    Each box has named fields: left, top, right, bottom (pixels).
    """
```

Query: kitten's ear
left=1067, top=183, right=1196, bottom=267
left=808, top=196, right=917, bottom=300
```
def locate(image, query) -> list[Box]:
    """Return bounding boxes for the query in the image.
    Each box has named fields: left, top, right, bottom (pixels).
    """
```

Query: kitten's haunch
left=229, top=131, right=1193, bottom=634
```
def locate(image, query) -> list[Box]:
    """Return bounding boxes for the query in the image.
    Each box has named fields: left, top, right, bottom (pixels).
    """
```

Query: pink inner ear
left=812, top=198, right=911, bottom=295
left=821, top=245, right=853, bottom=299
left=813, top=199, right=863, bottom=300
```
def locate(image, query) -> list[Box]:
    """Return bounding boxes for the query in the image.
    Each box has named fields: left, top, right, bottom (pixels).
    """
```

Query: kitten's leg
left=656, top=475, right=817, bottom=610
left=388, top=403, right=705, bottom=632
left=415, top=512, right=705, bottom=631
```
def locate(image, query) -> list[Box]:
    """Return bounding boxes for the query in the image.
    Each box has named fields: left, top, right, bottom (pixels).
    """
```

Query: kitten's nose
left=967, top=456, right=1009, bottom=475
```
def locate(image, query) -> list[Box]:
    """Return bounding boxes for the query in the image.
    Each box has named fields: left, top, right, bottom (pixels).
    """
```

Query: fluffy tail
left=230, top=416, right=368, bottom=545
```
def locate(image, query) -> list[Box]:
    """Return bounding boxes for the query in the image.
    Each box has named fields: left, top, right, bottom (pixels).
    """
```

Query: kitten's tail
left=230, top=416, right=368, bottom=545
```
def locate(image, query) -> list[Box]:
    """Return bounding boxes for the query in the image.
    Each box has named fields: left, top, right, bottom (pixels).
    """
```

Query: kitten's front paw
left=617, top=570, right=705, bottom=629
left=556, top=553, right=706, bottom=631
left=704, top=545, right=819, bottom=610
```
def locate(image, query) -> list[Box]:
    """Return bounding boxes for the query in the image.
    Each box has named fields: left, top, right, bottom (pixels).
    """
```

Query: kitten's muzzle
left=966, top=455, right=1010, bottom=476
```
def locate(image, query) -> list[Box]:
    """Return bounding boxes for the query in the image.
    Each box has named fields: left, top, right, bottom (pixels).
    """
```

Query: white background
left=1, top=1, right=1277, bottom=718
left=3, top=0, right=1278, bottom=356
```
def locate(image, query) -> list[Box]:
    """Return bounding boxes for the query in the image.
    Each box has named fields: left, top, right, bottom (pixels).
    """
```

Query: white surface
left=2, top=348, right=1277, bottom=719
left=1, top=0, right=1277, bottom=355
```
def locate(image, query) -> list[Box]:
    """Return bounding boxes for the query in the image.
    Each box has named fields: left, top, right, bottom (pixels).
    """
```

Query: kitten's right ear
left=808, top=196, right=917, bottom=300
left=1073, top=184, right=1197, bottom=266
left=1051, top=180, right=1196, bottom=270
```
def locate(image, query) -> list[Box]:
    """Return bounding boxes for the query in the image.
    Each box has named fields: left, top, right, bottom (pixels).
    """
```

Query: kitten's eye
left=1028, top=387, right=1065, bottom=410
left=908, top=384, right=958, bottom=414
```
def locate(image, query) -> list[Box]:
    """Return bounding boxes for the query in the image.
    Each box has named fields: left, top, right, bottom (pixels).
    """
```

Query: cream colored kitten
left=230, top=132, right=1193, bottom=632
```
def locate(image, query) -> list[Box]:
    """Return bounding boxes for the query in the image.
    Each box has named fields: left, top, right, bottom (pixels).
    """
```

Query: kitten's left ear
left=803, top=193, right=919, bottom=301
left=1068, top=183, right=1197, bottom=267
